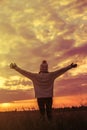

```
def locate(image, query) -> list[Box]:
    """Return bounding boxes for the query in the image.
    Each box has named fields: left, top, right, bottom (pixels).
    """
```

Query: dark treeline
left=52, top=105, right=87, bottom=112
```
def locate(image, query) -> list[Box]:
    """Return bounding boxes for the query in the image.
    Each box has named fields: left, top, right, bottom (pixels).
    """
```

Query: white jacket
left=15, top=65, right=72, bottom=98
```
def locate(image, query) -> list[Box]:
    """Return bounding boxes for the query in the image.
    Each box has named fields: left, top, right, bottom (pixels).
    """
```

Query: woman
left=10, top=60, right=77, bottom=121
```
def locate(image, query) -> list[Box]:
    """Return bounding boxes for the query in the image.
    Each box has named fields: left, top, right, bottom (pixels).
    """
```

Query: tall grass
left=0, top=106, right=87, bottom=130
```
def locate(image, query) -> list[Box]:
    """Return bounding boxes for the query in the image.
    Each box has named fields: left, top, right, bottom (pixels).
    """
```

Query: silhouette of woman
left=10, top=60, right=77, bottom=121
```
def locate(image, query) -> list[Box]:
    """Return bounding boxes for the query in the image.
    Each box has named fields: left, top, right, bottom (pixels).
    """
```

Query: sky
left=0, top=0, right=87, bottom=110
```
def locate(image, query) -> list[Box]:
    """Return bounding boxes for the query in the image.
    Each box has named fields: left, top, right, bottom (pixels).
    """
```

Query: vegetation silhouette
left=0, top=106, right=87, bottom=130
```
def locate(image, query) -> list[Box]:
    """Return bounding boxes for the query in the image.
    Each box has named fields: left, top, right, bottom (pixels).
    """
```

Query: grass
left=0, top=106, right=87, bottom=130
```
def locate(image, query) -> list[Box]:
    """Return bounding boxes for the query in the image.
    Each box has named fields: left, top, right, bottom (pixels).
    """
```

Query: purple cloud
left=54, top=74, right=87, bottom=96
left=0, top=89, right=34, bottom=103
left=65, top=43, right=87, bottom=56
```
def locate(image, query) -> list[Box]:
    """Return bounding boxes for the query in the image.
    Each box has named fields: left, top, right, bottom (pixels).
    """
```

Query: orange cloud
left=0, top=0, right=87, bottom=105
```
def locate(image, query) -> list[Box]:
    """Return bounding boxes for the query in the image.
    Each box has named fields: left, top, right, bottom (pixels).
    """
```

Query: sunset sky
left=0, top=0, right=87, bottom=111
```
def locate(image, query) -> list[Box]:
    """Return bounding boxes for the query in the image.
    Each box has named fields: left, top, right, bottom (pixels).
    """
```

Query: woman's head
left=40, top=60, right=48, bottom=73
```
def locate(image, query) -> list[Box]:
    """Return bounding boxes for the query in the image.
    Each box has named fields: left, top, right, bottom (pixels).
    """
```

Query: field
left=0, top=106, right=87, bottom=130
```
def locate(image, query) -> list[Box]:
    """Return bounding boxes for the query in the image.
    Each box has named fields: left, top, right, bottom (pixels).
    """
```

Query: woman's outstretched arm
left=10, top=63, right=35, bottom=79
left=53, top=63, right=77, bottom=78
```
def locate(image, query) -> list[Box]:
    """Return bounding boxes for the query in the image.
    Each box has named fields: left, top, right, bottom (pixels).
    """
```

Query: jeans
left=37, top=97, right=53, bottom=120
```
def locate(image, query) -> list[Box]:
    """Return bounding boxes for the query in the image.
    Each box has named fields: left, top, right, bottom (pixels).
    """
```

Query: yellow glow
left=0, top=61, right=7, bottom=67
left=1, top=103, right=11, bottom=108
left=59, top=0, right=74, bottom=5
left=10, top=76, right=22, bottom=80
left=24, top=8, right=35, bottom=13
left=0, top=77, right=6, bottom=87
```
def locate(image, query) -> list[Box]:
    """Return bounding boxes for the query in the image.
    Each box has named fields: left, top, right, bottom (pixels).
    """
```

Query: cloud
left=52, top=43, right=87, bottom=67
left=75, top=0, right=87, bottom=12
left=64, top=43, right=87, bottom=57
left=54, top=74, right=87, bottom=96
left=4, top=78, right=33, bottom=88
left=0, top=0, right=87, bottom=103
left=0, top=23, right=16, bottom=35
left=54, top=38, right=75, bottom=50
left=19, top=26, right=36, bottom=40
left=0, top=89, right=34, bottom=103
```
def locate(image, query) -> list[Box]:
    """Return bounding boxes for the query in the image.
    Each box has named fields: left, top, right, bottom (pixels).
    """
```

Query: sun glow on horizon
left=0, top=95, right=87, bottom=112
left=1, top=103, right=11, bottom=107
left=0, top=103, right=11, bottom=111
